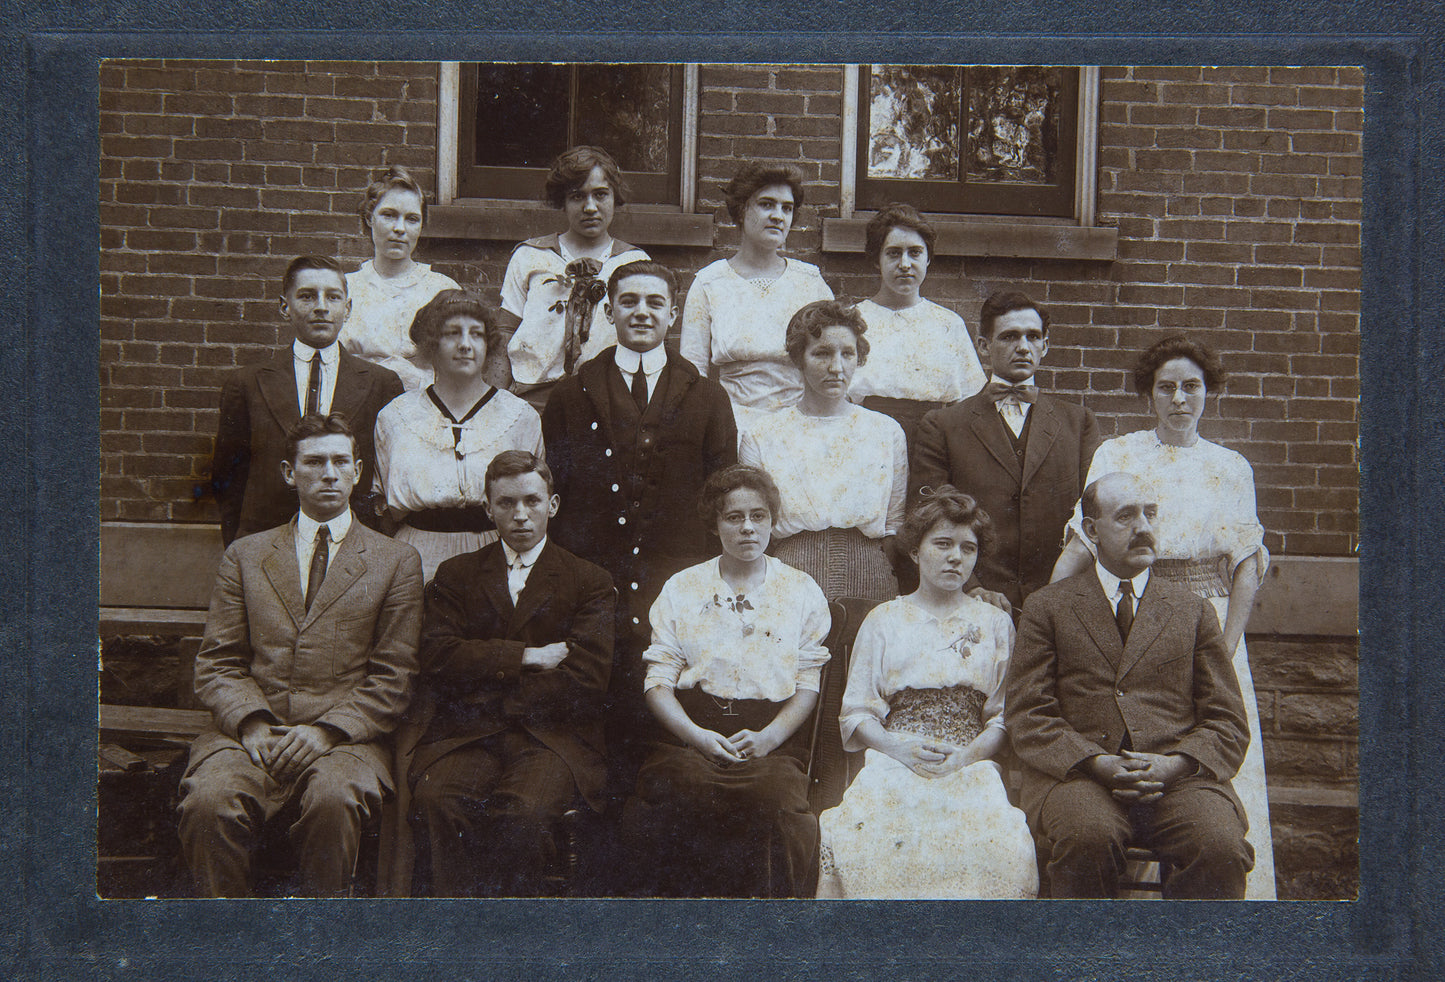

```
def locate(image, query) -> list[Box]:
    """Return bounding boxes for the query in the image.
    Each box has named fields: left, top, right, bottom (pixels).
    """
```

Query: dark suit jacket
left=911, top=391, right=1099, bottom=608
left=188, top=517, right=423, bottom=786
left=1004, top=570, right=1249, bottom=825
left=541, top=346, right=736, bottom=638
left=409, top=539, right=615, bottom=809
left=212, top=346, right=403, bottom=545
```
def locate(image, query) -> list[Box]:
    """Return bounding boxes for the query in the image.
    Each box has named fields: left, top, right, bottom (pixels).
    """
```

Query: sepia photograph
left=95, top=60, right=1360, bottom=904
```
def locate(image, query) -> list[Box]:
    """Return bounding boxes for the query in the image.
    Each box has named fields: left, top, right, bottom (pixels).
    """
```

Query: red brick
left=806, top=93, right=840, bottom=115
left=700, top=65, right=773, bottom=89
left=1266, top=107, right=1335, bottom=130
left=1105, top=80, right=1159, bottom=102
left=1319, top=291, right=1360, bottom=312
left=334, top=75, right=407, bottom=100
left=1238, top=266, right=1303, bottom=287
left=1196, top=106, right=1267, bottom=128
left=1117, top=239, right=1184, bottom=262
left=1153, top=127, right=1221, bottom=150
left=1169, top=263, right=1235, bottom=285
left=173, top=138, right=245, bottom=161
left=1328, top=155, right=1362, bottom=177
left=1299, top=86, right=1362, bottom=108
left=1304, top=268, right=1360, bottom=290
left=1184, top=242, right=1251, bottom=264
left=124, top=229, right=199, bottom=251
left=193, top=67, right=267, bottom=93
left=123, top=65, right=197, bottom=90
left=1202, top=67, right=1270, bottom=84
left=302, top=96, right=375, bottom=122
left=1128, top=104, right=1197, bottom=127
left=775, top=68, right=842, bottom=91
left=1295, top=222, right=1359, bottom=245
left=235, top=94, right=307, bottom=117
left=163, top=92, right=234, bottom=116
left=1251, top=173, right=1319, bottom=197
left=1232, top=85, right=1298, bottom=107
left=1290, top=354, right=1358, bottom=376
left=1182, top=172, right=1251, bottom=194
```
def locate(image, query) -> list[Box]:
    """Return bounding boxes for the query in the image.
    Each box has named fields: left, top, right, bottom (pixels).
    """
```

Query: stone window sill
left=822, top=216, right=1118, bottom=261
left=425, top=202, right=715, bottom=248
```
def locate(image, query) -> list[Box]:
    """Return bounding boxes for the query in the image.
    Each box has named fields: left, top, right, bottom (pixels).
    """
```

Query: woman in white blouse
left=623, top=464, right=831, bottom=897
left=817, top=487, right=1036, bottom=898
left=739, top=300, right=907, bottom=601
left=680, top=161, right=833, bottom=435
left=849, top=202, right=986, bottom=446
left=339, top=165, right=460, bottom=390
left=372, top=289, right=543, bottom=581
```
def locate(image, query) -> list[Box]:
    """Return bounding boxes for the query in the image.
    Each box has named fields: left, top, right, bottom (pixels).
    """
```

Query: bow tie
left=985, top=380, right=1038, bottom=404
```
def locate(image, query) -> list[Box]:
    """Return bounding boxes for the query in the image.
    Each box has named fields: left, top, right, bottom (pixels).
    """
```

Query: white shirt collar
left=293, top=339, right=340, bottom=365
left=614, top=343, right=667, bottom=377
left=501, top=536, right=547, bottom=570
left=1093, top=560, right=1150, bottom=605
left=297, top=507, right=352, bottom=546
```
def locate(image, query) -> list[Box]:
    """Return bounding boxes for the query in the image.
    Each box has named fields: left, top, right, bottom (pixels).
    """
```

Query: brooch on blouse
left=947, top=624, right=985, bottom=660
left=703, top=592, right=757, bottom=636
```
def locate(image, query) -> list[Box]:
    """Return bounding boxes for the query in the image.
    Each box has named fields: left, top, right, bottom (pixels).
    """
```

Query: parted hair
left=485, top=449, right=555, bottom=498
left=544, top=145, right=629, bottom=209
left=409, top=288, right=501, bottom=361
left=697, top=464, right=782, bottom=530
left=864, top=202, right=936, bottom=266
left=285, top=413, right=357, bottom=462
left=897, top=486, right=996, bottom=563
left=722, top=161, right=806, bottom=225
left=607, top=260, right=678, bottom=303
left=1131, top=332, right=1227, bottom=395
left=978, top=290, right=1050, bottom=340
left=280, top=255, right=346, bottom=297
left=357, top=165, right=428, bottom=233
left=784, top=299, right=870, bottom=368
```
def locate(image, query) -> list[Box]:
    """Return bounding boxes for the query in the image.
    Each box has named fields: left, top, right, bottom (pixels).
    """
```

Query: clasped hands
left=887, top=733, right=975, bottom=779
left=691, top=726, right=780, bottom=766
left=1087, top=750, right=1196, bottom=803
left=238, top=716, right=341, bottom=783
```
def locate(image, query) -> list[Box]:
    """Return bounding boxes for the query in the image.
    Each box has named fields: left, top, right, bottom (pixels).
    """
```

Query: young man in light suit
left=211, top=255, right=403, bottom=545
left=407, top=450, right=615, bottom=897
left=910, top=290, right=1099, bottom=611
left=1006, top=472, right=1253, bottom=899
left=178, top=413, right=423, bottom=897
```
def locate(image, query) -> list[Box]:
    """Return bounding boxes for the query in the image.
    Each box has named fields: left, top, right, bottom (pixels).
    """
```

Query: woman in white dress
left=680, top=161, right=833, bottom=435
left=1051, top=333, right=1277, bottom=899
left=372, top=289, right=543, bottom=582
left=818, top=487, right=1037, bottom=899
left=498, top=146, right=648, bottom=411
left=340, top=165, right=461, bottom=390
left=739, top=300, right=906, bottom=601
left=850, top=203, right=986, bottom=446
left=623, top=464, right=831, bottom=897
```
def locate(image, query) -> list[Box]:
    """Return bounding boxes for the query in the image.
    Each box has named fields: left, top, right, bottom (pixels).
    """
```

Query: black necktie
left=305, top=354, right=322, bottom=417
left=1115, top=579, right=1135, bottom=644
left=304, top=526, right=330, bottom=611
left=629, top=366, right=648, bottom=412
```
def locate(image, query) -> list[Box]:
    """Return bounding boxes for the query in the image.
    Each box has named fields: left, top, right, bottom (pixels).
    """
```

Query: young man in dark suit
left=1006, top=472, right=1253, bottom=899
left=541, top=260, right=737, bottom=792
left=406, top=450, right=615, bottom=897
left=211, top=255, right=403, bottom=545
left=910, top=290, right=1099, bottom=611
left=178, top=414, right=423, bottom=897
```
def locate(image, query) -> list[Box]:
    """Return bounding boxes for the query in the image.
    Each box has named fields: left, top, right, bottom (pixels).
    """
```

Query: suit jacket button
left=611, top=484, right=620, bottom=492
left=496, top=670, right=506, bottom=680
left=1115, top=689, right=1124, bottom=697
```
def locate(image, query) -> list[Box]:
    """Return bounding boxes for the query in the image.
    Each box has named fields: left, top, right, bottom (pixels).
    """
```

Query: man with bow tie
left=1005, top=472, right=1252, bottom=898
left=911, top=290, right=1100, bottom=612
left=405, top=450, right=615, bottom=896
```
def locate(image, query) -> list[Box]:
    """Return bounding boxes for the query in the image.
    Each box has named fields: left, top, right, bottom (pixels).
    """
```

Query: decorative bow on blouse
left=562, top=257, right=608, bottom=375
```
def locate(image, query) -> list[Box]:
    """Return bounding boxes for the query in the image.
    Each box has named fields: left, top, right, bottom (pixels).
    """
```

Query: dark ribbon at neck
left=563, top=257, right=607, bottom=375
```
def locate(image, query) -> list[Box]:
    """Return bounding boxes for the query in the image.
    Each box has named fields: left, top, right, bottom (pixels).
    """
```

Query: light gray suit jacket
left=188, top=515, right=423, bottom=786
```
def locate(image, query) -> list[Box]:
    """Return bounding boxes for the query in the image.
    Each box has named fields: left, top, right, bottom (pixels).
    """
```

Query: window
left=854, top=65, right=1080, bottom=218
left=451, top=63, right=692, bottom=207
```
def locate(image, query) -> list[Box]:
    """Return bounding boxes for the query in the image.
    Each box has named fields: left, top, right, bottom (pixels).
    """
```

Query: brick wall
left=100, top=62, right=1361, bottom=557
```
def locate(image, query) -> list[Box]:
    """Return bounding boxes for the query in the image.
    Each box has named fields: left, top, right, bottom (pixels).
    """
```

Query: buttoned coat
left=541, top=346, right=736, bottom=638
left=212, top=346, right=403, bottom=545
left=188, top=517, right=424, bottom=786
left=408, top=539, right=616, bottom=809
left=1004, top=571, right=1249, bottom=825
left=911, top=392, right=1099, bottom=608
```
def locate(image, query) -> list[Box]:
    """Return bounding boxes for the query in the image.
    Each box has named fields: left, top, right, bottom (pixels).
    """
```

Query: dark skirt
left=620, top=688, right=818, bottom=897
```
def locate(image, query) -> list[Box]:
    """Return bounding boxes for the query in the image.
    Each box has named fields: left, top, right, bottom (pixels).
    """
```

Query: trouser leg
left=1142, top=782, right=1253, bottom=900
left=1035, top=776, right=1131, bottom=899
left=482, top=730, right=580, bottom=897
left=289, top=749, right=386, bottom=897
left=408, top=743, right=504, bottom=898
left=176, top=748, right=274, bottom=898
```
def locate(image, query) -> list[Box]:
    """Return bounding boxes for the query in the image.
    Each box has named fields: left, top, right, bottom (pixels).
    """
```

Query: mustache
left=1129, top=533, right=1156, bottom=550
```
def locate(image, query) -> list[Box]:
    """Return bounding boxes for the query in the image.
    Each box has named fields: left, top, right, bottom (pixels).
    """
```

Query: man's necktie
left=304, top=526, right=329, bottom=612
left=630, top=367, right=648, bottom=412
left=305, top=354, right=322, bottom=417
left=984, top=379, right=1039, bottom=405
left=1116, top=579, right=1135, bottom=644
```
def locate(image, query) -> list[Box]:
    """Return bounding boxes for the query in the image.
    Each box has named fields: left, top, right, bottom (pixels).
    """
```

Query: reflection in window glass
left=472, top=64, right=570, bottom=168
left=575, top=65, right=672, bottom=174
left=967, top=67, right=1063, bottom=185
left=867, top=65, right=960, bottom=180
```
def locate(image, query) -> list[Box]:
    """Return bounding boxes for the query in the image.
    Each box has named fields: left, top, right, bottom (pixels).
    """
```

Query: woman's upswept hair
left=409, top=288, right=500, bottom=361
left=697, top=464, right=782, bottom=530
left=897, top=485, right=996, bottom=564
left=1132, top=332, right=1226, bottom=395
left=544, top=145, right=629, bottom=209
left=722, top=161, right=806, bottom=225
left=863, top=202, right=936, bottom=266
left=358, top=164, right=427, bottom=233
left=784, top=299, right=870, bottom=368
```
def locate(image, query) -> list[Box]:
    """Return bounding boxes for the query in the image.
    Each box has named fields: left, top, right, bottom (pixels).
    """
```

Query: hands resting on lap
left=238, top=717, right=342, bottom=784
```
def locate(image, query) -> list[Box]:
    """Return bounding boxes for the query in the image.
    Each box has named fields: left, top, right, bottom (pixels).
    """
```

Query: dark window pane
left=575, top=65, right=672, bottom=174
left=966, top=67, right=1064, bottom=185
left=866, top=65, right=960, bottom=180
left=472, top=64, right=570, bottom=168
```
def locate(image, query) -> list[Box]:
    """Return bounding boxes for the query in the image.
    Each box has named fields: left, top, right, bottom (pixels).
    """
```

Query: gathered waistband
left=1149, top=556, right=1231, bottom=597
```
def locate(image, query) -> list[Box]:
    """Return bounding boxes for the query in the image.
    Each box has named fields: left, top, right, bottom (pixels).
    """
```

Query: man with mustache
left=910, top=290, right=1098, bottom=611
left=211, top=255, right=403, bottom=545
left=1005, top=472, right=1253, bottom=898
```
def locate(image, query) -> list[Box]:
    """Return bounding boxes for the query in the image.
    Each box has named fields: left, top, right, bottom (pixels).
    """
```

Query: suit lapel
left=652, top=354, right=692, bottom=421
left=578, top=353, right=619, bottom=452
left=1117, top=579, right=1173, bottom=680
left=508, top=542, right=559, bottom=636
left=300, top=523, right=367, bottom=630
left=1070, top=573, right=1126, bottom=673
left=330, top=351, right=373, bottom=423
left=261, top=521, right=306, bottom=629
left=967, top=395, right=1022, bottom=480
left=257, top=348, right=302, bottom=433
left=1020, top=397, right=1060, bottom=487
left=479, top=543, right=515, bottom=624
